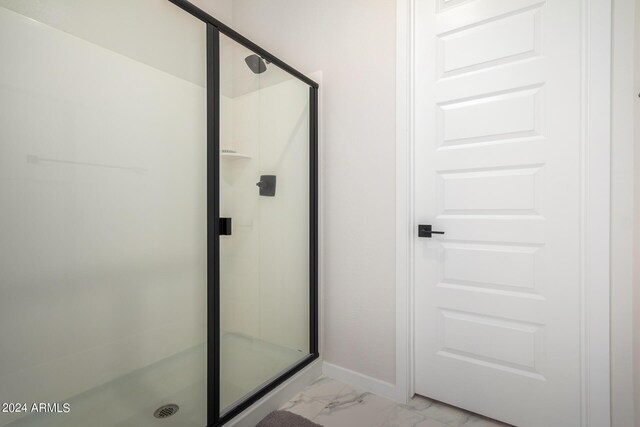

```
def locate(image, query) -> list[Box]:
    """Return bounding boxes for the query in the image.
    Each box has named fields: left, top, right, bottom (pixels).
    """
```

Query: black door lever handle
left=418, top=224, right=445, bottom=238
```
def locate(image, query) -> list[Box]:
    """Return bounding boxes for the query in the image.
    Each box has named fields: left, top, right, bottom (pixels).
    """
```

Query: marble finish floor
left=280, top=376, right=512, bottom=427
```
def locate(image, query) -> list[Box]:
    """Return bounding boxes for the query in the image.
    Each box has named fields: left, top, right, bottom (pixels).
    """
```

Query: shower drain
left=153, top=404, right=179, bottom=419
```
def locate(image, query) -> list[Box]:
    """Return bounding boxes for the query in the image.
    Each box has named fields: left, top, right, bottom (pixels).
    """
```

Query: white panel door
left=413, top=0, right=584, bottom=426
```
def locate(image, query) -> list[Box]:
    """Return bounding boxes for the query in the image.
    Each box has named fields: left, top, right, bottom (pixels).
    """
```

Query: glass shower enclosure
left=0, top=1, right=318, bottom=426
left=212, top=10, right=320, bottom=426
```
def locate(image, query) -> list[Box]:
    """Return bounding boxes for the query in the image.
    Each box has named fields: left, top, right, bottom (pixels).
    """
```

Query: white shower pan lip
left=220, top=333, right=307, bottom=412
left=2, top=333, right=305, bottom=427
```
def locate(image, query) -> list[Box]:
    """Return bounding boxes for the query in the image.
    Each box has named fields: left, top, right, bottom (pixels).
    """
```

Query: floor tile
left=301, top=376, right=349, bottom=404
left=314, top=391, right=396, bottom=427
left=379, top=405, right=427, bottom=427
left=414, top=401, right=471, bottom=427
left=280, top=376, right=507, bottom=427
left=414, top=419, right=449, bottom=427
left=460, top=414, right=512, bottom=427
left=402, top=395, right=436, bottom=412
left=281, top=393, right=327, bottom=421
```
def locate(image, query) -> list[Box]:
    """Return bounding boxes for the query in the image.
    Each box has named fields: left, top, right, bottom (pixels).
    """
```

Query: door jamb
left=394, top=0, right=415, bottom=405
left=394, top=0, right=612, bottom=424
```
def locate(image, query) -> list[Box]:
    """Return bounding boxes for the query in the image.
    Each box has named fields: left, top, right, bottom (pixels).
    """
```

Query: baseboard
left=226, top=359, right=322, bottom=427
left=322, top=362, right=402, bottom=402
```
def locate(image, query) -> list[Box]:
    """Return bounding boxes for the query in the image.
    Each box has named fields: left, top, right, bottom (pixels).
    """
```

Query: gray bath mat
left=256, top=410, right=322, bottom=427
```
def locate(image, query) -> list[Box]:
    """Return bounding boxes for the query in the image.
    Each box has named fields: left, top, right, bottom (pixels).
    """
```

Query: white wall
left=0, top=0, right=208, bottom=86
left=191, top=0, right=232, bottom=26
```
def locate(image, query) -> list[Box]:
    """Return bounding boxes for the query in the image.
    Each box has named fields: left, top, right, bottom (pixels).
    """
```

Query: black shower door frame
left=168, top=1, right=319, bottom=426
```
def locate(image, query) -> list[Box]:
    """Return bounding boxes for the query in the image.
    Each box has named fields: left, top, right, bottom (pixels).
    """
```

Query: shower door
left=168, top=2, right=319, bottom=425
left=215, top=32, right=318, bottom=422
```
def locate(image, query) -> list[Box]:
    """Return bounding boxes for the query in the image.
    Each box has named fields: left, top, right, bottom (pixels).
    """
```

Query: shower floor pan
left=3, top=333, right=304, bottom=427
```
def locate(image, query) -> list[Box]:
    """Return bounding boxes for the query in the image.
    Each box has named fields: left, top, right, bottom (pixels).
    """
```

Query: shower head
left=245, top=54, right=268, bottom=74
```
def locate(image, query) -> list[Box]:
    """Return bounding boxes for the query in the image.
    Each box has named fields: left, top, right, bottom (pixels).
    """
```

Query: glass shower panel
left=219, top=33, right=310, bottom=414
left=0, top=2, right=207, bottom=426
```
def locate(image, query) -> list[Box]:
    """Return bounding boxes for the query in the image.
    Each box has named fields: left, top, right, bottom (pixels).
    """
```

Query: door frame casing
left=394, top=0, right=612, bottom=425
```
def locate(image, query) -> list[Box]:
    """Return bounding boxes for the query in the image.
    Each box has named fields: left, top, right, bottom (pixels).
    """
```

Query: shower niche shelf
left=220, top=150, right=251, bottom=159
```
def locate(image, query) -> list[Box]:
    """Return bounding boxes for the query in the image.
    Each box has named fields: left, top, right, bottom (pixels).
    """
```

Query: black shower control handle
left=256, top=175, right=276, bottom=197
left=418, top=224, right=445, bottom=238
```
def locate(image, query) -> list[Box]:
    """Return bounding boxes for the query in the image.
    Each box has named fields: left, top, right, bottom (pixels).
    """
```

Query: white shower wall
left=220, top=77, right=310, bottom=355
